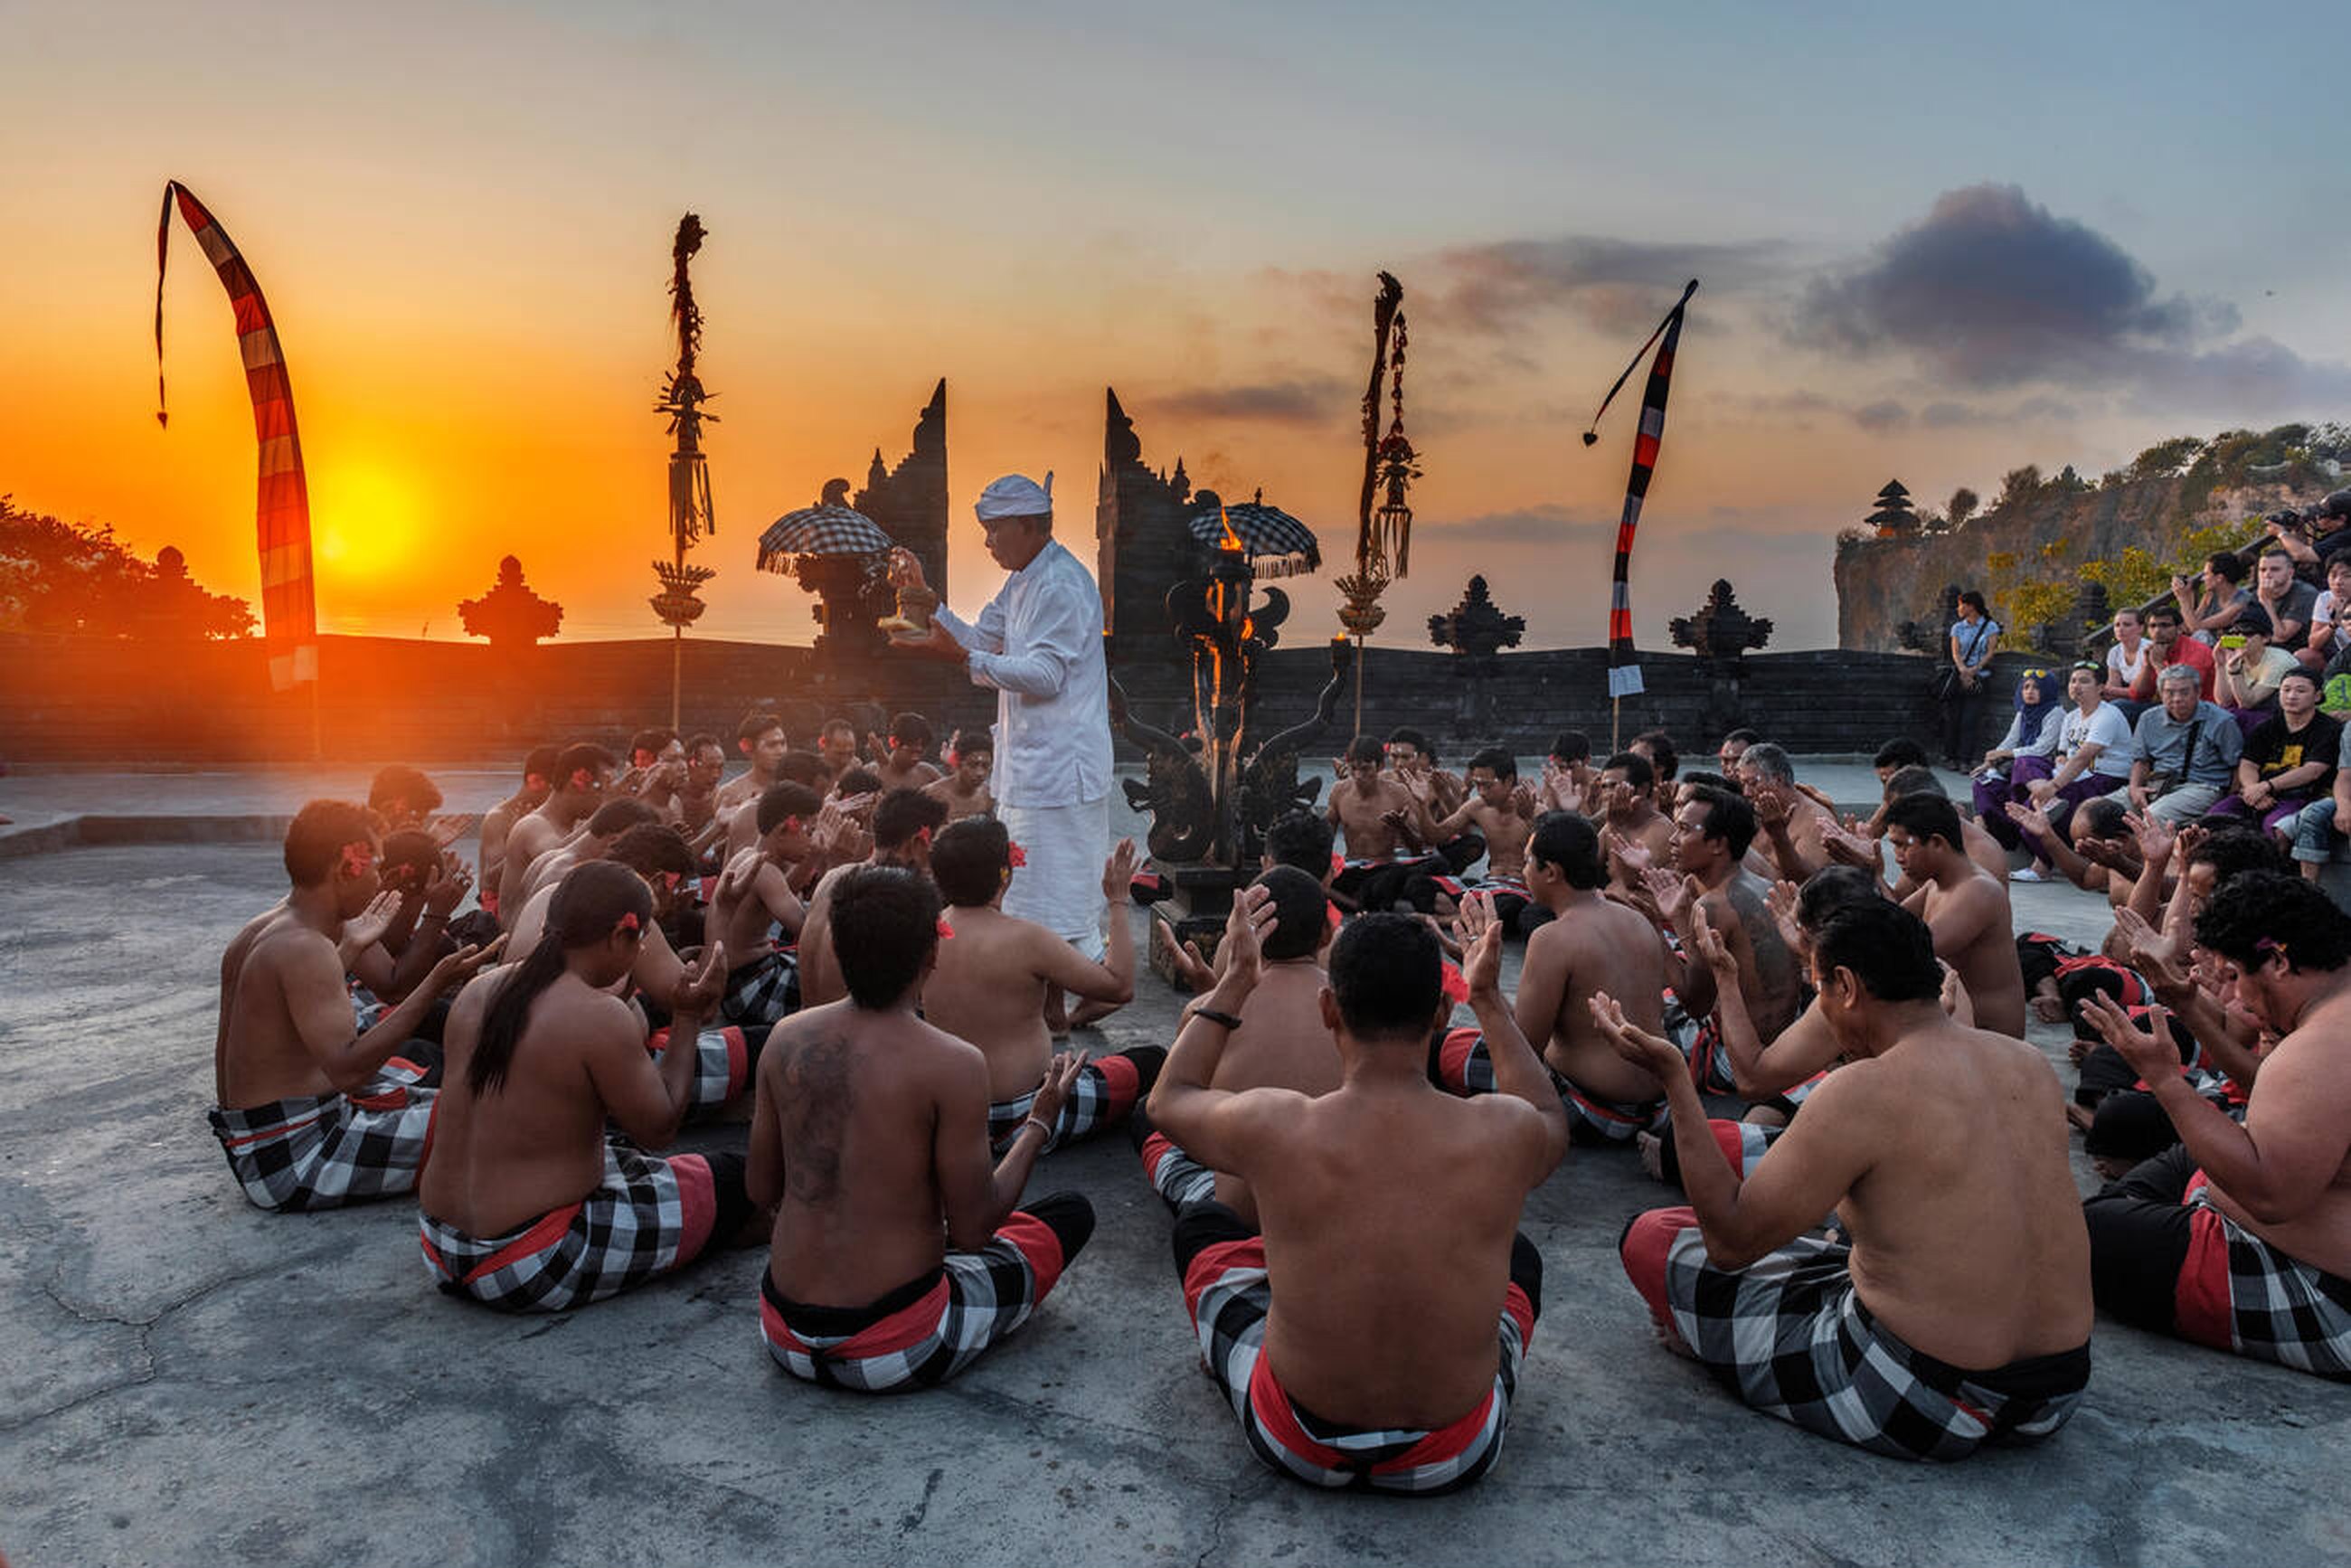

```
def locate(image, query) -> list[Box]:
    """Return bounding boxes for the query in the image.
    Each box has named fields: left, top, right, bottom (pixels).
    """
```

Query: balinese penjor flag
left=155, top=181, right=318, bottom=689
left=1586, top=279, right=1697, bottom=700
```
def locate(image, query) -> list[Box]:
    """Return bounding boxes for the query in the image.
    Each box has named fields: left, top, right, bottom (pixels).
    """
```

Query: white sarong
left=1000, top=795, right=1109, bottom=960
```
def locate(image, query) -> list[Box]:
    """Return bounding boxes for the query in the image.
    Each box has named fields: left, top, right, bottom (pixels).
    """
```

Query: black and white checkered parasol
left=1186, top=491, right=1321, bottom=580
left=755, top=505, right=894, bottom=571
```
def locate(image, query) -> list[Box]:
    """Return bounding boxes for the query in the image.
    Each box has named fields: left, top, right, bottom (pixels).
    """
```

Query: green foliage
left=0, top=495, right=254, bottom=639
left=1992, top=464, right=2044, bottom=513
left=2129, top=435, right=2206, bottom=479
left=1947, top=486, right=1979, bottom=529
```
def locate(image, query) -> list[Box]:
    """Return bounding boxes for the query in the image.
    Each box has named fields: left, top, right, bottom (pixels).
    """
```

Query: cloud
left=1416, top=504, right=1616, bottom=548
left=1138, top=377, right=1350, bottom=425
left=1421, top=235, right=1795, bottom=335
left=1852, top=399, right=1910, bottom=432
left=1919, top=394, right=2084, bottom=429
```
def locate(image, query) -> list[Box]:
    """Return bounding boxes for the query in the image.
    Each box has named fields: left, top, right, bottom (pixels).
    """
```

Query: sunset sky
left=5, top=0, right=2348, bottom=651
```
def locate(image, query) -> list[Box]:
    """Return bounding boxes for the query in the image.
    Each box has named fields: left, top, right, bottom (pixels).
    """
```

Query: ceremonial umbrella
left=1186, top=489, right=1321, bottom=580
left=755, top=504, right=894, bottom=571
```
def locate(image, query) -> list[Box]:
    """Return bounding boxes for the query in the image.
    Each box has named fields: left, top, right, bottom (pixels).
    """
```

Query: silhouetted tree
left=0, top=496, right=254, bottom=638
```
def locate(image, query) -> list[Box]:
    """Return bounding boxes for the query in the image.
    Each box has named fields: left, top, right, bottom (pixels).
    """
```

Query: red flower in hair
left=340, top=842, right=375, bottom=879
left=632, top=749, right=656, bottom=768
left=1440, top=961, right=1469, bottom=1006
left=617, top=912, right=641, bottom=933
left=1007, top=842, right=1029, bottom=868
left=570, top=768, right=595, bottom=790
left=937, top=919, right=956, bottom=940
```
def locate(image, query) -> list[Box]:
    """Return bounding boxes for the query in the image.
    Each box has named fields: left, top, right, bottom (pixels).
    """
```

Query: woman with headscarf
left=1969, top=666, right=2060, bottom=830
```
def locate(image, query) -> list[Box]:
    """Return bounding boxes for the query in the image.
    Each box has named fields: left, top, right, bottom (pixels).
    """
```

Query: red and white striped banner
left=156, top=181, right=318, bottom=689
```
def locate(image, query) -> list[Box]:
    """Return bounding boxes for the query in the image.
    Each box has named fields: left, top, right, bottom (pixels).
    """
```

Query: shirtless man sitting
left=1880, top=766, right=2008, bottom=888
left=715, top=710, right=789, bottom=824
left=1150, top=894, right=1568, bottom=1494
left=1633, top=786, right=1803, bottom=1092
left=1595, top=751, right=1674, bottom=893
left=1433, top=812, right=1680, bottom=1146
left=727, top=749, right=832, bottom=861
left=706, top=781, right=826, bottom=1025
left=1133, top=866, right=1342, bottom=1222
left=1608, top=898, right=2093, bottom=1459
left=477, top=744, right=558, bottom=923
left=927, top=817, right=1160, bottom=1152
left=2081, top=871, right=2351, bottom=1378
left=1884, top=793, right=2028, bottom=1035
left=798, top=787, right=948, bottom=1009
left=1327, top=736, right=1440, bottom=912
left=497, top=742, right=613, bottom=924
left=751, top=866, right=1096, bottom=1392
left=1739, top=743, right=1836, bottom=883
left=420, top=862, right=752, bottom=1310
left=210, top=800, right=501, bottom=1211
left=1426, top=748, right=1542, bottom=929
left=923, top=729, right=996, bottom=823
left=515, top=798, right=660, bottom=908
left=674, top=732, right=729, bottom=858
left=816, top=718, right=862, bottom=786
left=870, top=711, right=946, bottom=792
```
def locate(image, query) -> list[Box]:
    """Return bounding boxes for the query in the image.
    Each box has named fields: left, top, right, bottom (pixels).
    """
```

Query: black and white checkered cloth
left=755, top=505, right=892, bottom=569
left=1181, top=1226, right=1531, bottom=1494
left=206, top=1056, right=436, bottom=1212
left=721, top=949, right=798, bottom=1027
left=1432, top=1027, right=1666, bottom=1143
left=1139, top=1129, right=1218, bottom=1212
left=419, top=1139, right=722, bottom=1311
left=2188, top=1185, right=2351, bottom=1378
left=986, top=1048, right=1159, bottom=1156
left=1186, top=499, right=1321, bottom=578
left=647, top=1022, right=755, bottom=1112
left=760, top=1201, right=1082, bottom=1391
left=1638, top=1216, right=2090, bottom=1459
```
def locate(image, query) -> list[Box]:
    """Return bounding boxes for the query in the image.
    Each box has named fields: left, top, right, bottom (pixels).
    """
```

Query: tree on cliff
left=1992, top=465, right=2044, bottom=514
left=1947, top=486, right=1980, bottom=530
left=0, top=496, right=255, bottom=638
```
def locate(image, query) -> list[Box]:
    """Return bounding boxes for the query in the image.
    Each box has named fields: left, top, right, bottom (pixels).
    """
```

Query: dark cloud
left=1138, top=377, right=1349, bottom=425
left=1919, top=394, right=2084, bottom=429
left=1852, top=400, right=1910, bottom=432
left=1416, top=504, right=1616, bottom=548
left=1421, top=235, right=1795, bottom=335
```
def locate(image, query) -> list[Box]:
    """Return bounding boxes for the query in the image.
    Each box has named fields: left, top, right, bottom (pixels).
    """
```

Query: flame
left=1217, top=505, right=1244, bottom=554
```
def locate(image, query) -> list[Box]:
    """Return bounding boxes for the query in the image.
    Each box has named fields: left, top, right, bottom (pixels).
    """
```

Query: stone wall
left=854, top=379, right=949, bottom=595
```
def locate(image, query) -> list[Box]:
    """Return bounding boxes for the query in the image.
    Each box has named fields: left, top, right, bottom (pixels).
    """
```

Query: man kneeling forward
left=751, top=867, right=1094, bottom=1392
left=1151, top=893, right=1568, bottom=1494
left=1607, top=900, right=2092, bottom=1460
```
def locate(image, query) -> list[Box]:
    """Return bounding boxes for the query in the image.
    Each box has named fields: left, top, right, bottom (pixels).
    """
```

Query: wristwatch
left=1185, top=1005, right=1245, bottom=1031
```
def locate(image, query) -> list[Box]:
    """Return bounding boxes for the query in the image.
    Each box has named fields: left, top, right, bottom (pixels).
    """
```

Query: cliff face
left=1834, top=477, right=2330, bottom=651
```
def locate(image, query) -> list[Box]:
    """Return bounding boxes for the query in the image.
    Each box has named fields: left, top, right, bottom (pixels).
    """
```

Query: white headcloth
left=975, top=472, right=1053, bottom=522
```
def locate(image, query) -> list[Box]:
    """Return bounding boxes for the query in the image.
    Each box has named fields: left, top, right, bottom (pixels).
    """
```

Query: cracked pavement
left=4, top=837, right=2348, bottom=1567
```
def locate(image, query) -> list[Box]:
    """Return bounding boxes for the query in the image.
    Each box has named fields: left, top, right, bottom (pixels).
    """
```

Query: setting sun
left=309, top=458, right=421, bottom=575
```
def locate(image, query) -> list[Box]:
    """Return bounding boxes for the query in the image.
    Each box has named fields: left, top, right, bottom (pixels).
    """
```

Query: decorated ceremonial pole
left=154, top=181, right=323, bottom=753
left=1335, top=271, right=1417, bottom=735
left=649, top=213, right=719, bottom=732
left=1583, top=279, right=1698, bottom=752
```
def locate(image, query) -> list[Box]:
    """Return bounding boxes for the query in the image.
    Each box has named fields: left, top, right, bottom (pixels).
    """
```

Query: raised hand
left=1685, top=902, right=1737, bottom=977
left=715, top=848, right=761, bottom=904
left=1640, top=865, right=1696, bottom=929
left=422, top=854, right=472, bottom=918
left=1452, top=891, right=1505, bottom=998
left=423, top=935, right=507, bottom=997
left=1821, top=819, right=1879, bottom=868
left=1028, top=1050, right=1087, bottom=1132
left=2080, top=992, right=2182, bottom=1082
left=2111, top=908, right=2191, bottom=991
left=1218, top=883, right=1277, bottom=992
left=1510, top=781, right=1539, bottom=820
left=1101, top=837, right=1139, bottom=902
left=343, top=891, right=404, bottom=954
left=1765, top=879, right=1808, bottom=956
left=1749, top=783, right=1792, bottom=831
left=1590, top=990, right=1685, bottom=1078
left=671, top=940, right=729, bottom=1014
left=1168, top=937, right=1215, bottom=992
left=2004, top=799, right=2056, bottom=846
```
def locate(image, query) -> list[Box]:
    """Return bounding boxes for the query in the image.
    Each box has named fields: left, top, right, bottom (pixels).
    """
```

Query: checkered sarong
left=1620, top=1211, right=2089, bottom=1459
left=987, top=1049, right=1157, bottom=1156
left=418, top=1139, right=720, bottom=1312
left=760, top=1205, right=1076, bottom=1391
left=646, top=1023, right=754, bottom=1112
left=1183, top=1232, right=1532, bottom=1494
left=721, top=948, right=798, bottom=1026
left=1139, top=1129, right=1218, bottom=1212
left=2180, top=1173, right=2351, bottom=1378
left=1433, top=1027, right=1666, bottom=1143
left=206, top=1056, right=436, bottom=1212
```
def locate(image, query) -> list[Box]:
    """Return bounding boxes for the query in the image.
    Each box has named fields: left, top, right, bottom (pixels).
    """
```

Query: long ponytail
left=470, top=861, right=652, bottom=1096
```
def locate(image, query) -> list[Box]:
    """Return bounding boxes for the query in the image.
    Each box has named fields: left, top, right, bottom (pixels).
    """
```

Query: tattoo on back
left=782, top=1033, right=854, bottom=1204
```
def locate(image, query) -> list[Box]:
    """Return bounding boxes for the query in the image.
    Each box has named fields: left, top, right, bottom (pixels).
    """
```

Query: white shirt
left=2106, top=639, right=2149, bottom=690
left=2057, top=702, right=2135, bottom=779
left=934, top=539, right=1113, bottom=808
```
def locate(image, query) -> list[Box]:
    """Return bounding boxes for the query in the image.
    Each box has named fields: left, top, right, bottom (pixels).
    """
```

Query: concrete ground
left=4, top=768, right=2349, bottom=1567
